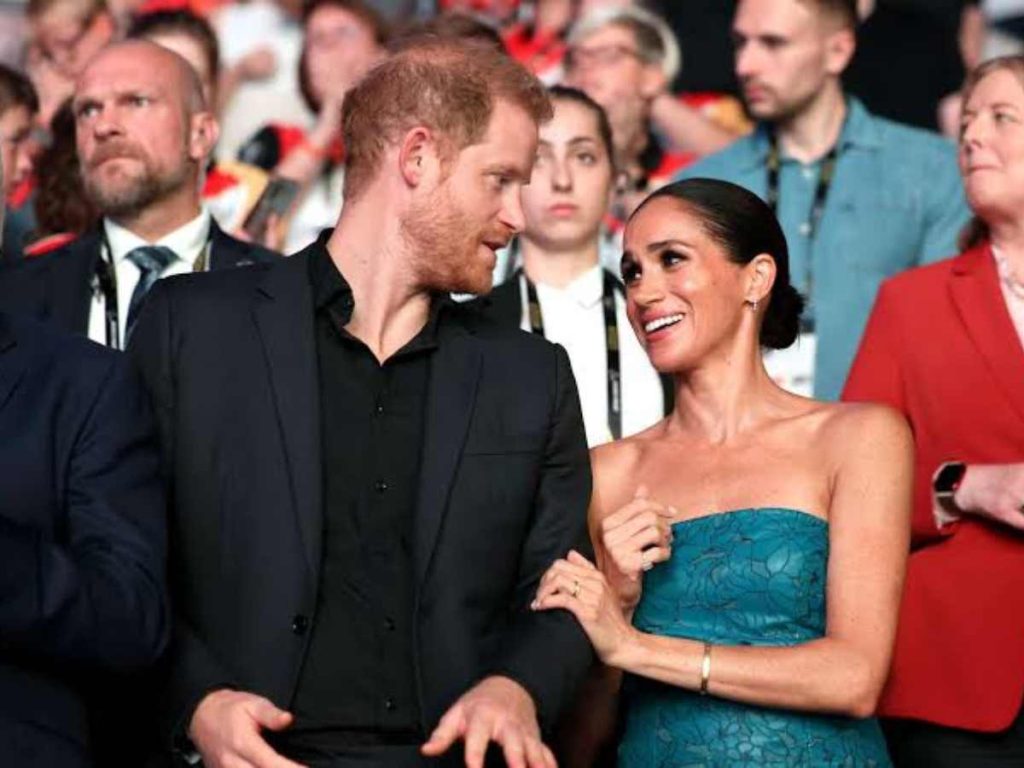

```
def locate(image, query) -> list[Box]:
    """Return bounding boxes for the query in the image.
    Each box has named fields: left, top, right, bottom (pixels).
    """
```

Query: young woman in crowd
left=535, top=178, right=911, bottom=766
left=845, top=54, right=1024, bottom=767
left=473, top=86, right=666, bottom=446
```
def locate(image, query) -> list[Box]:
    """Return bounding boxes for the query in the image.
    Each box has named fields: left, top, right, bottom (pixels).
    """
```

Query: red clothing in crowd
left=843, top=242, right=1024, bottom=732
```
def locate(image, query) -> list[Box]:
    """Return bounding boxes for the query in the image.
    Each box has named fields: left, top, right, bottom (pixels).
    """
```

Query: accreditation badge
left=762, top=332, right=816, bottom=397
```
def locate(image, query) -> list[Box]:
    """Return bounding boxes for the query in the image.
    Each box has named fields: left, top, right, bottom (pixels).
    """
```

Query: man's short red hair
left=341, top=39, right=551, bottom=201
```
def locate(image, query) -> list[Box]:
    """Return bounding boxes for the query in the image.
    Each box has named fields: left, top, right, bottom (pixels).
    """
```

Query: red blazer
left=843, top=242, right=1024, bottom=732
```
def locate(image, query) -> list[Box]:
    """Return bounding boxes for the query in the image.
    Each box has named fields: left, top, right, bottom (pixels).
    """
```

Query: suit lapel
left=48, top=230, right=101, bottom=336
left=251, top=251, right=323, bottom=580
left=209, top=221, right=249, bottom=270
left=949, top=243, right=1024, bottom=425
left=0, top=314, right=25, bottom=412
left=414, top=320, right=482, bottom=585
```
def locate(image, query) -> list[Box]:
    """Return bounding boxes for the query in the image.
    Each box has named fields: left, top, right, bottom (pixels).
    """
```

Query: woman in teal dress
left=534, top=179, right=912, bottom=767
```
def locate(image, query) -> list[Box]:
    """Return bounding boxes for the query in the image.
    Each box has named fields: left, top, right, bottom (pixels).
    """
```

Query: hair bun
left=761, top=283, right=805, bottom=350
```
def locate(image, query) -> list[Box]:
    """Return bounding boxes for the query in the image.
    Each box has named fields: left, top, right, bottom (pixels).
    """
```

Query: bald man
left=0, top=40, right=278, bottom=349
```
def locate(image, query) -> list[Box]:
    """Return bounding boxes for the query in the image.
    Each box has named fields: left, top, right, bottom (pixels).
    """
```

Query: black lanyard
left=523, top=269, right=622, bottom=440
left=93, top=230, right=212, bottom=349
left=765, top=131, right=838, bottom=318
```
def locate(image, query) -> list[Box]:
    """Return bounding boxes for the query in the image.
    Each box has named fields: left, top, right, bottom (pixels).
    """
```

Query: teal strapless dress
left=618, top=508, right=892, bottom=768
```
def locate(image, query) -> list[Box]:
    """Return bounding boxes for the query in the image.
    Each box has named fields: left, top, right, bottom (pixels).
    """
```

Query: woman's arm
left=538, top=405, right=913, bottom=719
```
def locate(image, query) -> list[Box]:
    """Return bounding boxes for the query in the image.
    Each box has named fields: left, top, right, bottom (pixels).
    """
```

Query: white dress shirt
left=87, top=209, right=212, bottom=348
left=518, top=266, right=665, bottom=447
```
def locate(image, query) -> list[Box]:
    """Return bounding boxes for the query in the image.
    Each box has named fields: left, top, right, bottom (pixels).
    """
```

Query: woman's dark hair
left=632, top=178, right=805, bottom=350
left=33, top=99, right=99, bottom=238
left=547, top=85, right=616, bottom=173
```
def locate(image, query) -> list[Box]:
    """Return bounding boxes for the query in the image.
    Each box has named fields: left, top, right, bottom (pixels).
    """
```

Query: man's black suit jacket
left=0, top=220, right=279, bottom=336
left=129, top=246, right=595, bottom=756
left=0, top=313, right=168, bottom=766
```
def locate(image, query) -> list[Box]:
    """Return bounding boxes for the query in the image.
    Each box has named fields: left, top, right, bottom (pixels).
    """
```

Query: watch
left=933, top=461, right=967, bottom=517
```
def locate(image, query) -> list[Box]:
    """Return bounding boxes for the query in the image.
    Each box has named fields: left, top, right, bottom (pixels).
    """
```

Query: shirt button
left=291, top=614, right=309, bottom=635
left=384, top=698, right=396, bottom=712
left=799, top=222, right=812, bottom=237
left=375, top=479, right=388, bottom=493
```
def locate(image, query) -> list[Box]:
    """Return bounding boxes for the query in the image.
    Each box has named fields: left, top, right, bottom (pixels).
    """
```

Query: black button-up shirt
left=283, top=240, right=441, bottom=754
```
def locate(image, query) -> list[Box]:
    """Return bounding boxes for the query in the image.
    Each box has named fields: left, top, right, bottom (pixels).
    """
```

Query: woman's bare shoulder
left=589, top=423, right=665, bottom=517
left=812, top=399, right=913, bottom=464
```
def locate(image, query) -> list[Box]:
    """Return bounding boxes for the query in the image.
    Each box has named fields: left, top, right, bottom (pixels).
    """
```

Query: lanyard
left=522, top=270, right=623, bottom=441
left=765, top=131, right=838, bottom=322
left=93, top=231, right=212, bottom=350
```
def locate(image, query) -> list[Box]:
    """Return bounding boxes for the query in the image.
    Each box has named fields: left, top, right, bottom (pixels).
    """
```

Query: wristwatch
left=933, top=461, right=967, bottom=518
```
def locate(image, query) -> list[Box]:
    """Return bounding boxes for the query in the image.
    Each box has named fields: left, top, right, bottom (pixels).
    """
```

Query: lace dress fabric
left=618, top=508, right=892, bottom=767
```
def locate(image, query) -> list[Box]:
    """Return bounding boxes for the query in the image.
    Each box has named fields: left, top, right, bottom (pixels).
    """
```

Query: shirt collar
left=533, top=264, right=605, bottom=309
left=104, top=208, right=212, bottom=265
left=741, top=95, right=882, bottom=171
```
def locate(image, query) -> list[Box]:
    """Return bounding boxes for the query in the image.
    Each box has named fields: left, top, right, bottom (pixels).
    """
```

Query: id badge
left=762, top=332, right=816, bottom=397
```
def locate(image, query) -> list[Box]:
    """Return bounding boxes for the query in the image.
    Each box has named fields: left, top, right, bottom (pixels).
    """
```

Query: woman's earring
left=748, top=298, right=759, bottom=311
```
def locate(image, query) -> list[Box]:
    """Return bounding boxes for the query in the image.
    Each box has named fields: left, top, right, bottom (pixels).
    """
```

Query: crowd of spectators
left=2, top=0, right=1024, bottom=765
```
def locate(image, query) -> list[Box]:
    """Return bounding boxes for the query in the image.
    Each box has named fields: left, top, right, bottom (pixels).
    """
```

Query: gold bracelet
left=699, top=641, right=712, bottom=695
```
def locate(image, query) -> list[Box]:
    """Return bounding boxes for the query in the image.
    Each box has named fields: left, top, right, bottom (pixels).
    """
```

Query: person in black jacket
left=0, top=40, right=278, bottom=347
left=0, top=306, right=168, bottom=766
left=130, top=39, right=593, bottom=768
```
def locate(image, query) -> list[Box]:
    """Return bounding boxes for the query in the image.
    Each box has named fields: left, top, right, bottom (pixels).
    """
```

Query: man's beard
left=84, top=143, right=189, bottom=219
left=401, top=185, right=506, bottom=296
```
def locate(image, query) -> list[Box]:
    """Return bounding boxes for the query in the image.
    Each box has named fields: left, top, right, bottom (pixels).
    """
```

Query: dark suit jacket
left=843, top=242, right=1024, bottom=731
left=0, top=312, right=168, bottom=766
left=129, top=245, right=595, bottom=759
left=0, top=220, right=279, bottom=336
left=471, top=275, right=676, bottom=415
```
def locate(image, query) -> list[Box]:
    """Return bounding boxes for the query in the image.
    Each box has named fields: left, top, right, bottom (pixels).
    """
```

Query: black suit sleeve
left=489, top=344, right=594, bottom=731
left=128, top=283, right=241, bottom=745
left=0, top=351, right=168, bottom=670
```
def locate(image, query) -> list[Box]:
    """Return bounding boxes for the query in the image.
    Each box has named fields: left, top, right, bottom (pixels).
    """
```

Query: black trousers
left=883, top=703, right=1024, bottom=768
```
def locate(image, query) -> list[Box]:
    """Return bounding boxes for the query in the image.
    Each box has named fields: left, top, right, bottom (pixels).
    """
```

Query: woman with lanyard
left=473, top=86, right=667, bottom=446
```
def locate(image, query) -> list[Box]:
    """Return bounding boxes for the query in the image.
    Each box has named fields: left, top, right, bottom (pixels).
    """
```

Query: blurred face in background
left=732, top=0, right=853, bottom=123
left=564, top=23, right=664, bottom=154
left=304, top=5, right=383, bottom=107
left=521, top=97, right=613, bottom=253
left=959, top=67, right=1024, bottom=226
left=29, top=0, right=114, bottom=79
left=0, top=105, right=37, bottom=199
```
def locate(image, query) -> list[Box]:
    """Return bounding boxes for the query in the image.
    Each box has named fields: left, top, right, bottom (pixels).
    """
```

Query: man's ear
left=824, top=27, right=856, bottom=77
left=398, top=126, right=438, bottom=189
left=189, top=112, right=219, bottom=162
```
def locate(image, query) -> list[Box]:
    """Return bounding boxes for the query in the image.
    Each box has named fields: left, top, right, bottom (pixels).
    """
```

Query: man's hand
left=421, top=676, right=556, bottom=768
left=189, top=689, right=307, bottom=768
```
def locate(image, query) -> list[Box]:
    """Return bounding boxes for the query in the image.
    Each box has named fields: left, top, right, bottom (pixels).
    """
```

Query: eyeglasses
left=565, top=44, right=644, bottom=72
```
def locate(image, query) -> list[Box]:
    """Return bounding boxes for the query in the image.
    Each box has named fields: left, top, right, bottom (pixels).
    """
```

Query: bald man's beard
left=401, top=184, right=505, bottom=297
left=84, top=143, right=191, bottom=220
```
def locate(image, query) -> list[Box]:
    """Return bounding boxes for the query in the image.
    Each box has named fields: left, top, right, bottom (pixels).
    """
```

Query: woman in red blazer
left=844, top=55, right=1024, bottom=767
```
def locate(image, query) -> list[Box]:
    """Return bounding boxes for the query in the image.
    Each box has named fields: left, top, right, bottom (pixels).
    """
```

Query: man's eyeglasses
left=565, top=44, right=645, bottom=72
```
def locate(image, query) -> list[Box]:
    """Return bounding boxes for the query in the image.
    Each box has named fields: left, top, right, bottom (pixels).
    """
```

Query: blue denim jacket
left=677, top=97, right=969, bottom=400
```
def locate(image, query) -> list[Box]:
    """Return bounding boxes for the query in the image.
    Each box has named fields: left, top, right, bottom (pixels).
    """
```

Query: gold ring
left=571, top=579, right=581, bottom=598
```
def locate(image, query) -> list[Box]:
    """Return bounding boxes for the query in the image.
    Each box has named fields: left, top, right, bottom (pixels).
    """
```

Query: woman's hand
left=598, top=486, right=675, bottom=611
left=955, top=463, right=1024, bottom=531
left=532, top=551, right=638, bottom=666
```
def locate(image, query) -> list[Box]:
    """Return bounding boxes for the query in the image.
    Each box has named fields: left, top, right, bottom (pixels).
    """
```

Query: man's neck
left=326, top=203, right=432, bottom=363
left=109, top=192, right=203, bottom=243
left=520, top=237, right=600, bottom=289
left=775, top=83, right=847, bottom=164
